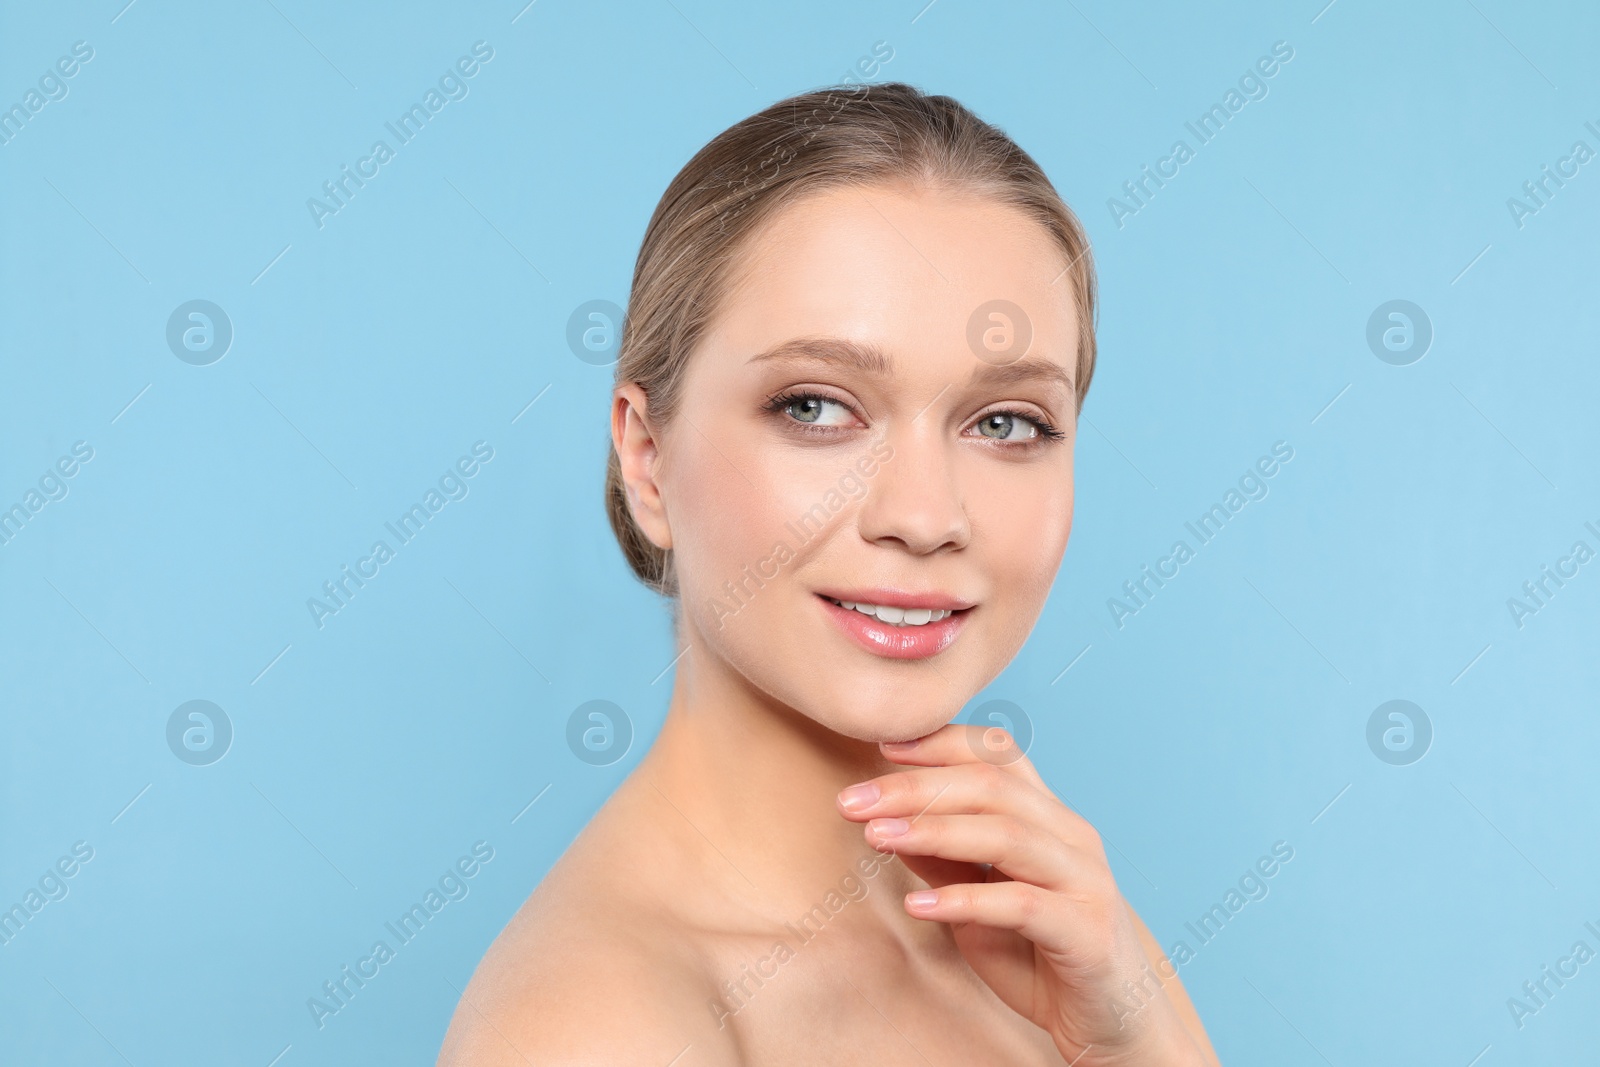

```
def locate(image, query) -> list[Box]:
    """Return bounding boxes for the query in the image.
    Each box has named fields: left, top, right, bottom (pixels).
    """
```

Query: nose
left=855, top=427, right=970, bottom=555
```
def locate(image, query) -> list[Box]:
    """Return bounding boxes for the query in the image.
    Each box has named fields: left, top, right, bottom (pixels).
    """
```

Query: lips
left=816, top=592, right=972, bottom=659
left=813, top=588, right=975, bottom=612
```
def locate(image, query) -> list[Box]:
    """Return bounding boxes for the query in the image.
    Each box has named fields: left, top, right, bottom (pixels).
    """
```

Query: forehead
left=701, top=181, right=1080, bottom=377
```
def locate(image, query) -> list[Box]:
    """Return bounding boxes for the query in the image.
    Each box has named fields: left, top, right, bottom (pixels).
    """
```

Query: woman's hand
left=836, top=723, right=1217, bottom=1067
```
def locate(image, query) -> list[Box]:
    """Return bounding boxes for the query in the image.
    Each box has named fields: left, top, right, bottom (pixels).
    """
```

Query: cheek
left=664, top=437, right=771, bottom=597
left=993, top=459, right=1072, bottom=540
left=663, top=426, right=834, bottom=602
left=670, top=396, right=880, bottom=565
left=976, top=459, right=1074, bottom=605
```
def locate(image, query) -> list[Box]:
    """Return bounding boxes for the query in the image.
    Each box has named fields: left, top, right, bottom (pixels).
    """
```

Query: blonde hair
left=606, top=82, right=1097, bottom=597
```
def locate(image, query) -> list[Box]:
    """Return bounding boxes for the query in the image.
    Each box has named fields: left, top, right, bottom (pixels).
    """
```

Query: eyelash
left=763, top=390, right=1066, bottom=445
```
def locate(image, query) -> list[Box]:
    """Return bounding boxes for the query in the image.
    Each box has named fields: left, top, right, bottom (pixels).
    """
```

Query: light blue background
left=3, top=0, right=1597, bottom=1063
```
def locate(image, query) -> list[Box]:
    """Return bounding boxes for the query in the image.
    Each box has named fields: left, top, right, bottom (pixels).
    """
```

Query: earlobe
left=612, top=383, right=673, bottom=551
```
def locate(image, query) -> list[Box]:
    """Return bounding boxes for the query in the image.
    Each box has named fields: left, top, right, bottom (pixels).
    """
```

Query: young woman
left=439, top=83, right=1221, bottom=1066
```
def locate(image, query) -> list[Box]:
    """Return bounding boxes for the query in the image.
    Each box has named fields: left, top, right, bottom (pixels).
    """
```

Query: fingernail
left=882, top=738, right=920, bottom=751
left=869, top=817, right=910, bottom=838
left=838, top=783, right=880, bottom=812
left=905, top=890, right=938, bottom=910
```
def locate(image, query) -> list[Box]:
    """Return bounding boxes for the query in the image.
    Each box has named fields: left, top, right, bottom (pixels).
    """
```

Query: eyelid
left=962, top=405, right=1067, bottom=444
left=968, top=399, right=1055, bottom=424
left=766, top=384, right=871, bottom=425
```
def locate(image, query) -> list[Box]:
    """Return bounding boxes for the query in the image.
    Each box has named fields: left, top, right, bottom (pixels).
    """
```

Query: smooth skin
left=438, top=180, right=1220, bottom=1065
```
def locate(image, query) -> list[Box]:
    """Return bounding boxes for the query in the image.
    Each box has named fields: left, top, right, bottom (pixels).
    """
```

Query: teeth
left=827, top=598, right=955, bottom=627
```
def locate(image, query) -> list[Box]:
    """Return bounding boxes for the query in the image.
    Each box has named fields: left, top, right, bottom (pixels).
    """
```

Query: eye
left=971, top=411, right=1047, bottom=442
left=772, top=392, right=857, bottom=427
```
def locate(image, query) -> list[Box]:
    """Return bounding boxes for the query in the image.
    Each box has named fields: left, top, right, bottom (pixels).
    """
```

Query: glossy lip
left=814, top=587, right=976, bottom=612
left=817, top=593, right=973, bottom=660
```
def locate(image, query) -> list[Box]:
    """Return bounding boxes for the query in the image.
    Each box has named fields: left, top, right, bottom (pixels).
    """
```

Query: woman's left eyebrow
left=965, top=357, right=1075, bottom=400
left=746, top=336, right=894, bottom=376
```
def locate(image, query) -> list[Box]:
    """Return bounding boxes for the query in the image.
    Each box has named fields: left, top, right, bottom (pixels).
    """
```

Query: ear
left=611, top=382, right=672, bottom=551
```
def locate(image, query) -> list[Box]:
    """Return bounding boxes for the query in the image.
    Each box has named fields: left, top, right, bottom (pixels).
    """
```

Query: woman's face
left=627, top=181, right=1080, bottom=742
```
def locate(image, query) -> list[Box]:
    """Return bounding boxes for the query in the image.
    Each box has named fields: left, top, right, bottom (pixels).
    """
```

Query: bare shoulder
left=1128, top=905, right=1222, bottom=1066
left=436, top=910, right=735, bottom=1066
left=437, top=789, right=743, bottom=1066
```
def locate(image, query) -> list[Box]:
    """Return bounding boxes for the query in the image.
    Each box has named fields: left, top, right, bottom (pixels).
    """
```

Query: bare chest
left=700, top=926, right=1067, bottom=1067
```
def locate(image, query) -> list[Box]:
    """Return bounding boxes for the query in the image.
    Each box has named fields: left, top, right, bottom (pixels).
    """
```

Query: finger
left=838, top=763, right=1086, bottom=849
left=882, top=851, right=987, bottom=892
left=860, top=816, right=983, bottom=887
left=865, top=813, right=1099, bottom=893
left=902, top=879, right=1078, bottom=954
left=880, top=723, right=1046, bottom=787
left=867, top=812, right=1098, bottom=894
left=843, top=758, right=1104, bottom=859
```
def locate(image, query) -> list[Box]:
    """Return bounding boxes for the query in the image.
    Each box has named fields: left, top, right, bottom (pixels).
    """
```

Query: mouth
left=816, top=592, right=974, bottom=660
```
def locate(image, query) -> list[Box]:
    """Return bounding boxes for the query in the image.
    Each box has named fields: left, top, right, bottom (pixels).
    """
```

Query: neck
left=635, top=630, right=923, bottom=925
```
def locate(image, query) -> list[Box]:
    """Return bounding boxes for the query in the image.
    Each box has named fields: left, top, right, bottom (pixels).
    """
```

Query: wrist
left=1062, top=1013, right=1208, bottom=1067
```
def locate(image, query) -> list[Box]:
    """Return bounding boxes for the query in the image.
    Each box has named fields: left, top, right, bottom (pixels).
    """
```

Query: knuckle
left=878, top=772, right=919, bottom=806
left=1086, top=863, right=1119, bottom=899
left=1009, top=882, right=1046, bottom=924
left=973, top=762, right=1009, bottom=796
left=996, top=815, right=1030, bottom=855
left=907, top=813, right=939, bottom=843
left=943, top=884, right=977, bottom=911
left=1061, top=809, right=1103, bottom=852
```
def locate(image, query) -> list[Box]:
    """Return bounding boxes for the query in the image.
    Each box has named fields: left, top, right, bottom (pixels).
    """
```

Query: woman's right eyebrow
left=746, top=336, right=894, bottom=376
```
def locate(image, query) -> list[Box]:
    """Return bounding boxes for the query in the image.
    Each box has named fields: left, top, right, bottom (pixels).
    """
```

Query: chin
left=781, top=663, right=981, bottom=745
left=840, top=714, right=957, bottom=746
